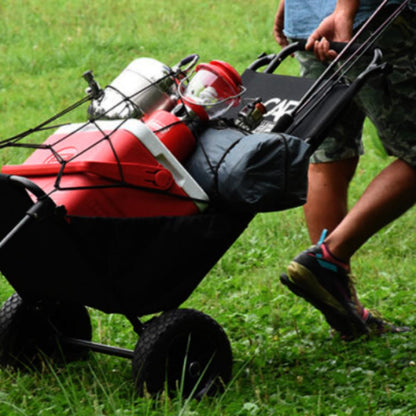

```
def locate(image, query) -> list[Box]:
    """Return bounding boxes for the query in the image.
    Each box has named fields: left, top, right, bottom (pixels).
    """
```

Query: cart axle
left=62, top=336, right=134, bottom=359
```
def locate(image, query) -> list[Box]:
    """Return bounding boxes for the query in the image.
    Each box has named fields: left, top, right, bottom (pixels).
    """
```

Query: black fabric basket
left=0, top=175, right=251, bottom=316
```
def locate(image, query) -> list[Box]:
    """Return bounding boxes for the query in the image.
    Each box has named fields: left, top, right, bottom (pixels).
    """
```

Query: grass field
left=1, top=1, right=416, bottom=415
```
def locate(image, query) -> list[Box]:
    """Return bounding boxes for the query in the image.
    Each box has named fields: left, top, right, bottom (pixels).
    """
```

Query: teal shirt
left=284, top=0, right=416, bottom=39
left=283, top=0, right=336, bottom=38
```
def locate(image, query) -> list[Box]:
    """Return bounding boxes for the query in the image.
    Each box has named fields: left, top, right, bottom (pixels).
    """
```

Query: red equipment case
left=2, top=119, right=209, bottom=217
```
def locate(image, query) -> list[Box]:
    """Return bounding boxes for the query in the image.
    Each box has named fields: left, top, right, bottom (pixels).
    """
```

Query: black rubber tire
left=0, top=293, right=92, bottom=368
left=132, top=308, right=233, bottom=399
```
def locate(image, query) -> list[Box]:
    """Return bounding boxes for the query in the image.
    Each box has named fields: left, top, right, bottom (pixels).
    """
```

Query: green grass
left=1, top=0, right=416, bottom=414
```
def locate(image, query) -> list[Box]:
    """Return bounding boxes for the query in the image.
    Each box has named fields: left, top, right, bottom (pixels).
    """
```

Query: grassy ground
left=1, top=0, right=416, bottom=414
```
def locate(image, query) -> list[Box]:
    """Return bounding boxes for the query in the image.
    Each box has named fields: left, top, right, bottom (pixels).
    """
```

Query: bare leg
left=326, top=159, right=416, bottom=261
left=304, top=157, right=358, bottom=243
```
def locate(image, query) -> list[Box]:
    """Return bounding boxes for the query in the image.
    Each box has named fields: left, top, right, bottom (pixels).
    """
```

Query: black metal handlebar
left=248, top=40, right=373, bottom=74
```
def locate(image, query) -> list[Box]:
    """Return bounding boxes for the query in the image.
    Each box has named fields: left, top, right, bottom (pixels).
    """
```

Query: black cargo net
left=0, top=87, right=208, bottom=211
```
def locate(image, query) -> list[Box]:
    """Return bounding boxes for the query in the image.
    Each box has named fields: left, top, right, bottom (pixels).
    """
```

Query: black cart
left=0, top=42, right=387, bottom=398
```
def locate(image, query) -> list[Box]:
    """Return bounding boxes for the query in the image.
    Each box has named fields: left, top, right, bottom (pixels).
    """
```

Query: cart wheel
left=0, top=293, right=92, bottom=368
left=132, top=308, right=232, bottom=399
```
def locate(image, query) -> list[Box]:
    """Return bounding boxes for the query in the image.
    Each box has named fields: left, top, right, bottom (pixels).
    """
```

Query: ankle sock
left=320, top=242, right=350, bottom=272
left=317, top=229, right=350, bottom=271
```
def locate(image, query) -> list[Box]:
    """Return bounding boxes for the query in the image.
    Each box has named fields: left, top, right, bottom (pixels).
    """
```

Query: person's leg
left=296, top=51, right=364, bottom=245
left=304, top=157, right=358, bottom=244
left=325, top=7, right=416, bottom=262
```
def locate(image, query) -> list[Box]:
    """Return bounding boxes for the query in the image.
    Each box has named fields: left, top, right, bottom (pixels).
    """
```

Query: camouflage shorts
left=292, top=7, right=416, bottom=167
left=349, top=7, right=416, bottom=167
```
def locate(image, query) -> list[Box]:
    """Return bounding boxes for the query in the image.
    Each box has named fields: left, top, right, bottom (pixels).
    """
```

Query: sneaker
left=281, top=243, right=369, bottom=339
